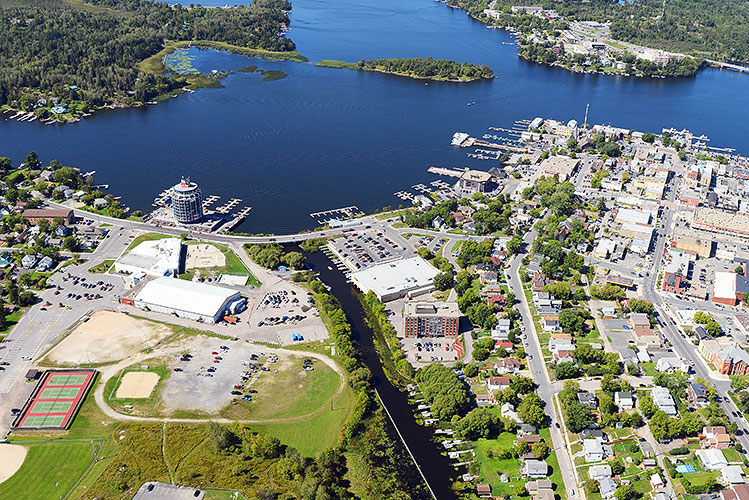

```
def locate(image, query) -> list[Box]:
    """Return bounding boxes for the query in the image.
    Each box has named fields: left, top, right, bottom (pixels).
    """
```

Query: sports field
left=13, top=370, right=96, bottom=430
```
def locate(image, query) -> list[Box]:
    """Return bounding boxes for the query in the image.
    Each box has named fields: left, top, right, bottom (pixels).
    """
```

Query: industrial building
left=133, top=277, right=246, bottom=323
left=171, top=177, right=203, bottom=224
left=349, top=257, right=439, bottom=302
left=115, top=238, right=183, bottom=277
left=403, top=301, right=460, bottom=338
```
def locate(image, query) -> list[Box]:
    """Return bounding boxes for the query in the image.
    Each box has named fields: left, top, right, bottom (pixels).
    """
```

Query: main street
left=506, top=226, right=579, bottom=498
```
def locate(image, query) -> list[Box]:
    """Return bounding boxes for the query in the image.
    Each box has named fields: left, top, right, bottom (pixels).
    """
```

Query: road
left=506, top=226, right=578, bottom=498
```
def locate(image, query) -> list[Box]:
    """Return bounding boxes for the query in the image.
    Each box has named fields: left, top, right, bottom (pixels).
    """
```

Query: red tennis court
left=13, top=369, right=96, bottom=430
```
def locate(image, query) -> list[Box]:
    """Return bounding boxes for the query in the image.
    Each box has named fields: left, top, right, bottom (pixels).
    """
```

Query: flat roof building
left=115, top=238, right=183, bottom=277
left=350, top=257, right=439, bottom=302
left=134, top=277, right=245, bottom=323
left=693, top=208, right=749, bottom=240
left=23, top=208, right=74, bottom=225
left=404, top=301, right=460, bottom=338
left=538, top=156, right=580, bottom=181
left=458, top=170, right=492, bottom=193
left=672, top=233, right=714, bottom=258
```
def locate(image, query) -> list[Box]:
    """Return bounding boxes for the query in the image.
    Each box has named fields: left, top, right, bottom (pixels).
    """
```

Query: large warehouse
left=134, top=277, right=246, bottom=323
left=350, top=257, right=438, bottom=302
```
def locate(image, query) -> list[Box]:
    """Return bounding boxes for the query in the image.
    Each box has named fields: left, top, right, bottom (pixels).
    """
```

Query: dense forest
left=318, top=57, right=494, bottom=81
left=446, top=0, right=749, bottom=64
left=0, top=0, right=297, bottom=115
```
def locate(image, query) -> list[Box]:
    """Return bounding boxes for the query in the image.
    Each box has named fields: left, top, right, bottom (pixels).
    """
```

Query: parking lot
left=328, top=227, right=412, bottom=271
left=401, top=336, right=460, bottom=364
left=160, top=336, right=277, bottom=413
left=403, top=233, right=448, bottom=256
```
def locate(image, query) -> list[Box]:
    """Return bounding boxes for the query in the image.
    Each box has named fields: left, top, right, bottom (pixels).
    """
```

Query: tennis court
left=40, top=387, right=81, bottom=399
left=30, top=400, right=75, bottom=414
left=12, top=370, right=96, bottom=431
left=48, top=374, right=88, bottom=386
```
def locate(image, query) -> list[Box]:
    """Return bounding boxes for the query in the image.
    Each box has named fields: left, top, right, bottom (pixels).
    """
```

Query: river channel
left=304, top=249, right=455, bottom=499
left=2, top=0, right=749, bottom=235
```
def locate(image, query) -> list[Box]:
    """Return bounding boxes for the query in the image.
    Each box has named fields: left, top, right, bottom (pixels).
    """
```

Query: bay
left=1, top=0, right=748, bottom=234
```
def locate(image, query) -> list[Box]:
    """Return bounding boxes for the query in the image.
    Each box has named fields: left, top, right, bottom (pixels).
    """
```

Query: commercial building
left=133, top=277, right=246, bottom=323
left=22, top=208, right=74, bottom=225
left=170, top=177, right=203, bottom=224
left=349, top=257, right=439, bottom=302
left=458, top=170, right=492, bottom=193
left=671, top=233, right=714, bottom=258
left=537, top=156, right=580, bottom=181
left=713, top=271, right=749, bottom=306
left=115, top=238, right=183, bottom=277
left=403, top=301, right=460, bottom=338
left=693, top=208, right=749, bottom=240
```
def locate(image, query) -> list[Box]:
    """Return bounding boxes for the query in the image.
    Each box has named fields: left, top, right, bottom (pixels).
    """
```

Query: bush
left=668, top=446, right=689, bottom=455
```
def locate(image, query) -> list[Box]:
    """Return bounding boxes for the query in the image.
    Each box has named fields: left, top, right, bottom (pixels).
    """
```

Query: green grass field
left=125, top=232, right=171, bottom=252
left=87, top=259, right=114, bottom=274
left=0, top=441, right=96, bottom=500
left=103, top=361, right=171, bottom=415
left=185, top=242, right=260, bottom=286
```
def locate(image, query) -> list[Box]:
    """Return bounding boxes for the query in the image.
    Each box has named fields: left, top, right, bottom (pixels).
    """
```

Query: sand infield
left=116, top=371, right=160, bottom=399
left=186, top=244, right=225, bottom=268
left=0, top=444, right=27, bottom=484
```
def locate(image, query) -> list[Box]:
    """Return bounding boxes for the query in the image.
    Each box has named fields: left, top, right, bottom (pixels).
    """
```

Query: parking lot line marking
left=22, top=329, right=32, bottom=334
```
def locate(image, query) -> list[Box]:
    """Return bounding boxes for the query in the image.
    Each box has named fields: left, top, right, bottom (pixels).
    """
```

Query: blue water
left=2, top=0, right=749, bottom=233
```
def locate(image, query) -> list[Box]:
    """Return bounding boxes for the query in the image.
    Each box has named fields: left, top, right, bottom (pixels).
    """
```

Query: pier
left=427, top=166, right=466, bottom=178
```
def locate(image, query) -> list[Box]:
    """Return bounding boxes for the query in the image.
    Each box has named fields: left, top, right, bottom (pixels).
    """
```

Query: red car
left=233, top=385, right=243, bottom=389
left=213, top=360, right=220, bottom=364
left=211, top=351, right=218, bottom=355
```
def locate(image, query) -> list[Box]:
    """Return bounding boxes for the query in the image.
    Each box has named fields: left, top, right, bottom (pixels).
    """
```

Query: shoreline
left=315, top=59, right=493, bottom=83
left=1, top=41, right=306, bottom=126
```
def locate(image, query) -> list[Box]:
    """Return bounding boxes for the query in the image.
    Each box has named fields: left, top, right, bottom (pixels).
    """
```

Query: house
left=696, top=448, right=729, bottom=470
left=687, top=383, right=709, bottom=406
left=583, top=438, right=605, bottom=462
left=21, top=254, right=38, bottom=269
left=542, top=316, right=560, bottom=332
left=702, top=426, right=732, bottom=449
left=36, top=256, right=54, bottom=272
left=518, top=423, right=537, bottom=437
left=519, top=434, right=541, bottom=445
left=580, top=429, right=607, bottom=440
left=525, top=479, right=552, bottom=494
left=615, top=391, right=634, bottom=410
left=476, top=394, right=491, bottom=407
left=655, top=357, right=689, bottom=373
left=495, top=358, right=522, bottom=374
left=480, top=271, right=498, bottom=284
left=548, top=337, right=574, bottom=354
left=598, top=477, right=618, bottom=499
left=492, top=319, right=511, bottom=340
left=54, top=225, right=71, bottom=237
left=630, top=313, right=651, bottom=329
left=589, top=465, right=612, bottom=480
left=651, top=386, right=678, bottom=417
left=522, top=459, right=548, bottom=478
left=650, top=474, right=664, bottom=489
left=486, top=376, right=511, bottom=392
left=577, top=392, right=597, bottom=409
left=93, top=198, right=108, bottom=209
left=476, top=483, right=492, bottom=498
left=728, top=484, right=749, bottom=500
left=501, top=402, right=522, bottom=423
left=723, top=465, right=745, bottom=484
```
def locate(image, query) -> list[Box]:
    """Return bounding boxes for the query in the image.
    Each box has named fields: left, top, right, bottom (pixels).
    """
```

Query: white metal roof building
left=134, top=277, right=245, bottom=323
left=115, top=238, right=183, bottom=277
left=350, top=257, right=439, bottom=302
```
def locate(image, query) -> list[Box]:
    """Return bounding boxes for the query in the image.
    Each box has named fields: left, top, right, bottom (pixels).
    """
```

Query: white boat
left=451, top=132, right=470, bottom=147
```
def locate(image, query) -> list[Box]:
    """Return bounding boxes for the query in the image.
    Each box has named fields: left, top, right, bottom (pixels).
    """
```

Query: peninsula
left=316, top=57, right=494, bottom=82
left=443, top=0, right=749, bottom=78
left=0, top=0, right=304, bottom=124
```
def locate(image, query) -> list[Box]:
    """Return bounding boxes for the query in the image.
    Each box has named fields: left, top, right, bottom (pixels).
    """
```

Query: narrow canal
left=304, top=250, right=457, bottom=500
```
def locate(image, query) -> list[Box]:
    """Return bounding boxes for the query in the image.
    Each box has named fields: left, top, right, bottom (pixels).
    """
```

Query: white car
left=21, top=356, right=32, bottom=361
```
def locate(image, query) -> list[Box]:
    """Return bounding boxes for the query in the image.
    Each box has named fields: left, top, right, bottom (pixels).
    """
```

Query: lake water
left=2, top=0, right=749, bottom=233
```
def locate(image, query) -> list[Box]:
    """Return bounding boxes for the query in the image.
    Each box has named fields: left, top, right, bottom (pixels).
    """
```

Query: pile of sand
left=116, top=371, right=160, bottom=399
left=0, top=444, right=27, bottom=484
left=186, top=244, right=225, bottom=268
left=45, top=311, right=173, bottom=365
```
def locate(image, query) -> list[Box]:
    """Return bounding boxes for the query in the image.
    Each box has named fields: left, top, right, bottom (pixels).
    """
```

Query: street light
left=56, top=482, right=61, bottom=500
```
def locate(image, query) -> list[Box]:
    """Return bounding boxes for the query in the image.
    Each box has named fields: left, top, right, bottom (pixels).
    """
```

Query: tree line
left=0, top=0, right=296, bottom=109
left=357, top=57, right=494, bottom=81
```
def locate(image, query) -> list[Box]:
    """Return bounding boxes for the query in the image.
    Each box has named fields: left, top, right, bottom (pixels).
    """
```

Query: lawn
left=472, top=432, right=525, bottom=497
left=87, top=259, right=114, bottom=274
left=640, top=362, right=657, bottom=376
left=186, top=242, right=260, bottom=287
left=540, top=428, right=566, bottom=500
left=0, top=309, right=23, bottom=337
left=125, top=232, right=171, bottom=251
left=723, top=447, right=743, bottom=463
left=0, top=441, right=96, bottom=500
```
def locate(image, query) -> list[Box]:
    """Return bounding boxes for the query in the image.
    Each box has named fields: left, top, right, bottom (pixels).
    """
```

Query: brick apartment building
left=403, top=301, right=460, bottom=338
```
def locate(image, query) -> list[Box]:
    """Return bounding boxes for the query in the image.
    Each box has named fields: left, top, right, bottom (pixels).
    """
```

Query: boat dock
left=310, top=206, right=363, bottom=224
left=427, top=166, right=466, bottom=178
left=236, top=206, right=253, bottom=217
left=394, top=191, right=415, bottom=201
left=203, top=195, right=220, bottom=208
left=214, top=198, right=242, bottom=214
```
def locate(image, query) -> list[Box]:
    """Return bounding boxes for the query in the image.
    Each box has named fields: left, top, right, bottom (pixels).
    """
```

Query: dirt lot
left=0, top=444, right=26, bottom=484
left=44, top=311, right=173, bottom=365
left=186, top=244, right=225, bottom=268
left=116, top=372, right=160, bottom=398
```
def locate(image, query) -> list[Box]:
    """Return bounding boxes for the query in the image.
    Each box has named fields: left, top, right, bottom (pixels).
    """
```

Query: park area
left=42, top=311, right=174, bottom=365
left=13, top=370, right=95, bottom=431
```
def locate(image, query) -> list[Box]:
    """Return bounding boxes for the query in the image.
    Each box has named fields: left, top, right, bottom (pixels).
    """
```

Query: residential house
left=531, top=272, right=551, bottom=293
left=541, top=316, right=560, bottom=332
left=522, top=459, right=548, bottom=478
left=480, top=272, right=498, bottom=285
left=518, top=434, right=541, bottom=445
left=525, top=479, right=552, bottom=495
left=722, top=465, right=745, bottom=484
left=491, top=319, right=511, bottom=340
left=651, top=386, right=677, bottom=417
left=583, top=438, right=605, bottom=462
left=687, top=383, right=709, bottom=406
left=615, top=391, right=634, bottom=410
left=696, top=448, right=729, bottom=470
left=598, top=478, right=618, bottom=499
left=495, top=358, right=522, bottom=374
left=476, top=483, right=491, bottom=498
left=589, top=465, right=612, bottom=480
left=650, top=474, right=664, bottom=489
left=36, top=256, right=54, bottom=272
left=21, top=254, right=38, bottom=269
left=476, top=394, right=491, bottom=408
left=486, top=376, right=511, bottom=392
left=702, top=426, right=732, bottom=449
left=655, top=357, right=689, bottom=373
left=518, top=423, right=537, bottom=437
left=549, top=337, right=574, bottom=355
left=577, top=392, right=597, bottom=409
left=501, top=402, right=522, bottom=424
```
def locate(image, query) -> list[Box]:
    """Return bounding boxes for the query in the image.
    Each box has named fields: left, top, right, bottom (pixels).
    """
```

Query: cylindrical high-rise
left=171, top=177, right=203, bottom=224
